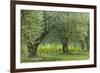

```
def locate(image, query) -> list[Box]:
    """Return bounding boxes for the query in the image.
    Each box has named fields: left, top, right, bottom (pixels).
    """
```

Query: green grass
left=21, top=44, right=89, bottom=63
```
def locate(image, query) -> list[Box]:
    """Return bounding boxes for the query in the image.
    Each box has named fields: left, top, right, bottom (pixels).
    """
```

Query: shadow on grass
left=21, top=51, right=89, bottom=63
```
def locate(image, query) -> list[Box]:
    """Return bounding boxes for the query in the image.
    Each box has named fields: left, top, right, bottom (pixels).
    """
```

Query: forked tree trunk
left=27, top=27, right=54, bottom=57
left=27, top=32, right=47, bottom=57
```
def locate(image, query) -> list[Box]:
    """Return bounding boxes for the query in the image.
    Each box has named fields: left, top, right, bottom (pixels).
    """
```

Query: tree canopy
left=21, top=10, right=89, bottom=57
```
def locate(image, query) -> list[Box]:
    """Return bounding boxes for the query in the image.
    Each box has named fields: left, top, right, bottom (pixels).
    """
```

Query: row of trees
left=21, top=10, right=89, bottom=57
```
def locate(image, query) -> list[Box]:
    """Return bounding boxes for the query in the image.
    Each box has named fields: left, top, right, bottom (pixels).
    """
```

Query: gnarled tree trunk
left=27, top=43, right=39, bottom=57
left=61, top=38, right=69, bottom=54
left=27, top=26, right=54, bottom=57
left=27, top=31, right=48, bottom=57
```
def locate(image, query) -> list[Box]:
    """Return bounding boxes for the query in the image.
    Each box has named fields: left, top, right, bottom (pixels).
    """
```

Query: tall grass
left=38, top=44, right=62, bottom=55
left=38, top=43, right=88, bottom=55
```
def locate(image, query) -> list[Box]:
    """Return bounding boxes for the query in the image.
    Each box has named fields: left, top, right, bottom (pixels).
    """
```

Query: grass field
left=21, top=44, right=89, bottom=63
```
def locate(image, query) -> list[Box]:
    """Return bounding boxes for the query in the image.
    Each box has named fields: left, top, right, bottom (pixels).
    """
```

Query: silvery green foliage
left=21, top=10, right=89, bottom=58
